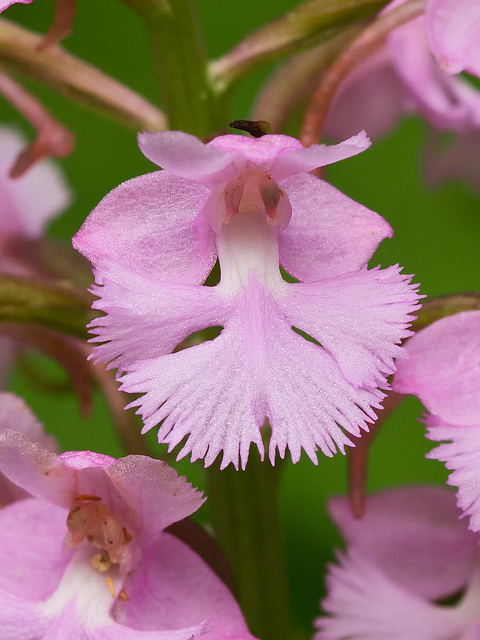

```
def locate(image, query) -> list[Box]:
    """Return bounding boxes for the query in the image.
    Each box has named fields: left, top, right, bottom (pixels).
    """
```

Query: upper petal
left=73, top=171, right=215, bottom=285
left=270, top=132, right=370, bottom=181
left=393, top=311, right=480, bottom=426
left=278, top=173, right=393, bottom=281
left=426, top=0, right=480, bottom=76
left=328, top=486, right=479, bottom=600
left=138, top=131, right=238, bottom=183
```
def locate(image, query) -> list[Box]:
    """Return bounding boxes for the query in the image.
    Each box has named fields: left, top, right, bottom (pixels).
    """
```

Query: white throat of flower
left=205, top=167, right=291, bottom=296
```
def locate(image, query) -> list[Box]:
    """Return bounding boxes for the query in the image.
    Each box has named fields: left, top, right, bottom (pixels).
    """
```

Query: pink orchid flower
left=0, top=127, right=70, bottom=386
left=393, top=310, right=480, bottom=533
left=0, top=419, right=256, bottom=639
left=316, top=486, right=480, bottom=639
left=325, top=0, right=480, bottom=191
left=74, top=130, right=420, bottom=469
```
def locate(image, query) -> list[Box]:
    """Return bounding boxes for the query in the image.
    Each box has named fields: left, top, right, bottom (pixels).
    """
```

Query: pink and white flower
left=316, top=486, right=480, bottom=640
left=325, top=0, right=480, bottom=191
left=0, top=420, right=256, bottom=639
left=73, top=130, right=420, bottom=469
left=393, top=310, right=480, bottom=532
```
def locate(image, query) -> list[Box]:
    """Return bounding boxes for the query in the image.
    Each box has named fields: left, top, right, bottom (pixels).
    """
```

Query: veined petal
left=73, top=171, right=215, bottom=285
left=278, top=174, right=393, bottom=281
left=393, top=311, right=480, bottom=426
left=316, top=550, right=473, bottom=640
left=328, top=487, right=478, bottom=600
left=426, top=416, right=480, bottom=534
left=426, top=0, right=480, bottom=76
left=283, top=266, right=420, bottom=389
left=120, top=278, right=385, bottom=469
left=115, top=533, right=255, bottom=640
left=88, top=265, right=228, bottom=372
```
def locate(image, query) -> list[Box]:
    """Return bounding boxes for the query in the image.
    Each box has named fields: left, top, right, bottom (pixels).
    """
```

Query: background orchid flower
left=0, top=420, right=256, bottom=640
left=73, top=129, right=420, bottom=470
left=0, top=392, right=57, bottom=505
left=393, top=310, right=480, bottom=532
left=0, top=127, right=70, bottom=387
left=325, top=0, right=480, bottom=192
left=315, top=486, right=480, bottom=640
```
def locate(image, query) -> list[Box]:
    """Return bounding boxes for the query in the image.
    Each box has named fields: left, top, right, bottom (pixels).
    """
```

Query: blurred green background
left=2, top=0, right=479, bottom=631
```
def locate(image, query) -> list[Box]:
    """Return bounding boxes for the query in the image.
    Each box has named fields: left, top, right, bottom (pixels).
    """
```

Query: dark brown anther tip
left=229, top=120, right=271, bottom=138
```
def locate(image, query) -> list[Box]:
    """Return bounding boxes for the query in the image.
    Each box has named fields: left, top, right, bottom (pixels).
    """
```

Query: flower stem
left=206, top=445, right=305, bottom=640
left=122, top=0, right=221, bottom=138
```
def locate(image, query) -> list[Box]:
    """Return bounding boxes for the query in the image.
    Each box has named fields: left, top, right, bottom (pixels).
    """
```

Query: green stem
left=122, top=0, right=221, bottom=137
left=206, top=447, right=304, bottom=640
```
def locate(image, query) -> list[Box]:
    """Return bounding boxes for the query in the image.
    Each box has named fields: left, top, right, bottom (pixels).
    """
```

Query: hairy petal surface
left=426, top=416, right=480, bottom=534
left=73, top=172, right=215, bottom=285
left=121, top=279, right=386, bottom=469
left=88, top=265, right=227, bottom=372
left=278, top=174, right=393, bottom=281
left=283, top=266, right=419, bottom=388
left=393, top=311, right=480, bottom=425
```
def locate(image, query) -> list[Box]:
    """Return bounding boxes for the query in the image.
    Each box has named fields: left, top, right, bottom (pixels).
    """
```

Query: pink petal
left=0, top=127, right=70, bottom=239
left=278, top=175, right=393, bottom=281
left=106, top=456, right=205, bottom=539
left=328, top=486, right=478, bottom=600
left=138, top=131, right=239, bottom=183
left=120, top=279, right=385, bottom=470
left=88, top=265, right=227, bottom=372
left=73, top=171, right=216, bottom=285
left=426, top=0, right=480, bottom=76
left=0, top=392, right=57, bottom=451
left=388, top=16, right=480, bottom=130
left=325, top=47, right=410, bottom=140
left=283, top=265, right=420, bottom=389
left=115, top=533, right=255, bottom=640
left=0, top=498, right=70, bottom=600
left=316, top=550, right=470, bottom=640
left=0, top=0, right=33, bottom=10
left=270, top=132, right=370, bottom=181
left=393, top=311, right=480, bottom=426
left=426, top=416, right=480, bottom=533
